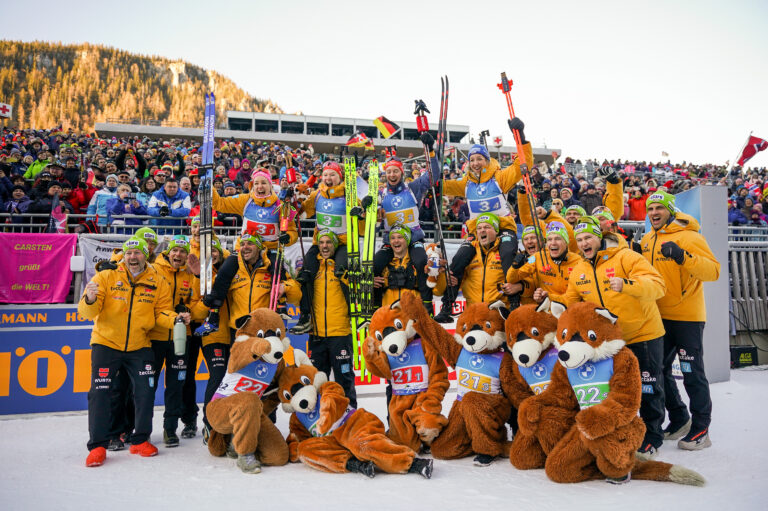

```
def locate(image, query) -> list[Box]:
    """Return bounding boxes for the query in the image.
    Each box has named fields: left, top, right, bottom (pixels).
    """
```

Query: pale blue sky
left=4, top=0, right=768, bottom=165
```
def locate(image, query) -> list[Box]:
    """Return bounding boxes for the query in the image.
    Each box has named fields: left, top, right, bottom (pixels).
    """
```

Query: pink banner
left=0, top=233, right=78, bottom=303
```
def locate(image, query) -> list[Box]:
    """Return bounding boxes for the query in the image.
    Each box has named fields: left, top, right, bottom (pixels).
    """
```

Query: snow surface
left=1, top=367, right=766, bottom=511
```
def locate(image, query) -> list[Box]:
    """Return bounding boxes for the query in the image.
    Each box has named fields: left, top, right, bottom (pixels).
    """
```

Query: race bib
left=316, top=212, right=343, bottom=228
left=518, top=347, right=559, bottom=394
left=387, top=338, right=429, bottom=395
left=567, top=357, right=614, bottom=409
left=385, top=209, right=416, bottom=226
left=244, top=220, right=277, bottom=237
left=455, top=349, right=503, bottom=400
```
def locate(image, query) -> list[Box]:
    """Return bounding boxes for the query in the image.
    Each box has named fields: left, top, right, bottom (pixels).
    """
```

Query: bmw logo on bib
left=397, top=351, right=411, bottom=364
left=533, top=362, right=547, bottom=378
left=579, top=363, right=596, bottom=381
left=255, top=363, right=269, bottom=377
left=470, top=354, right=485, bottom=369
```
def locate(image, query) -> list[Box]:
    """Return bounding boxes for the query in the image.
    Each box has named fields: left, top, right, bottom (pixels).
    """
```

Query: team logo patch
left=605, top=267, right=615, bottom=278
left=116, top=281, right=123, bottom=286
left=578, top=363, right=596, bottom=381
left=579, top=274, right=586, bottom=280
left=98, top=368, right=109, bottom=378
left=679, top=349, right=686, bottom=356
left=145, top=364, right=153, bottom=371
left=214, top=349, right=223, bottom=357
left=340, top=349, right=347, bottom=356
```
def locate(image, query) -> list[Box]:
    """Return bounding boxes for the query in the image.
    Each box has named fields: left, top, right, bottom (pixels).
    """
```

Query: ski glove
left=597, top=165, right=620, bottom=184
left=511, top=251, right=528, bottom=269
left=95, top=260, right=117, bottom=272
left=159, top=205, right=170, bottom=217
left=360, top=195, right=373, bottom=210
left=283, top=187, right=294, bottom=199
left=349, top=206, right=365, bottom=219
left=419, top=132, right=435, bottom=151
left=507, top=118, right=527, bottom=145
left=660, top=241, right=685, bottom=264
left=278, top=232, right=291, bottom=245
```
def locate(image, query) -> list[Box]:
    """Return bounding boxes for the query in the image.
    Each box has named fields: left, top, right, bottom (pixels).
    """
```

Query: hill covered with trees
left=0, top=40, right=282, bottom=130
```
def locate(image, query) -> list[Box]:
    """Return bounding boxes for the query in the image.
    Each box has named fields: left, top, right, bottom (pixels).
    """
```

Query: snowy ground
left=1, top=368, right=766, bottom=511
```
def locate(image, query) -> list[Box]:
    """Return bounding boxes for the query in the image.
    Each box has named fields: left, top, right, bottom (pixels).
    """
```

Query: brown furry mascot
left=362, top=292, right=450, bottom=452
left=545, top=301, right=705, bottom=485
left=278, top=355, right=434, bottom=478
left=205, top=308, right=291, bottom=473
left=419, top=300, right=516, bottom=466
left=504, top=299, right=580, bottom=470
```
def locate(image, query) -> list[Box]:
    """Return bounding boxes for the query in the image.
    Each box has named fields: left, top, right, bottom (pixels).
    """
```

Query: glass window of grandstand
left=254, top=119, right=279, bottom=133
left=358, top=126, right=378, bottom=139
left=228, top=118, right=252, bottom=131
left=403, top=128, right=437, bottom=141
left=307, top=122, right=329, bottom=135
left=331, top=124, right=354, bottom=137
left=449, top=131, right=467, bottom=143
left=281, top=121, right=304, bottom=134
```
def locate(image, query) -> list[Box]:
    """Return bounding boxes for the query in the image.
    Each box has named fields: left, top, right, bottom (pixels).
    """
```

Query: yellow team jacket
left=460, top=238, right=508, bottom=306
left=311, top=255, right=351, bottom=338
left=226, top=251, right=301, bottom=329
left=443, top=143, right=533, bottom=236
left=563, top=233, right=666, bottom=344
left=211, top=188, right=298, bottom=250
left=379, top=253, right=446, bottom=308
left=507, top=250, right=582, bottom=305
left=190, top=264, right=232, bottom=347
left=640, top=212, right=720, bottom=322
left=517, top=190, right=578, bottom=253
left=78, top=262, right=177, bottom=351
left=147, top=254, right=202, bottom=341
left=603, top=179, right=624, bottom=221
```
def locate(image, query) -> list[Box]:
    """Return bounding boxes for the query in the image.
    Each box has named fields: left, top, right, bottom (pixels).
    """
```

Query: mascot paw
left=251, top=338, right=272, bottom=358
left=576, top=407, right=613, bottom=440
left=417, top=427, right=441, bottom=444
left=518, top=402, right=541, bottom=434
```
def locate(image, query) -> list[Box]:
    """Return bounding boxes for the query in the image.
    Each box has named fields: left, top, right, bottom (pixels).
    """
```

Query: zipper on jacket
left=323, top=260, right=328, bottom=338
left=591, top=260, right=605, bottom=307
left=480, top=247, right=488, bottom=301
left=124, top=283, right=137, bottom=351
left=651, top=232, right=659, bottom=266
left=168, top=270, right=178, bottom=342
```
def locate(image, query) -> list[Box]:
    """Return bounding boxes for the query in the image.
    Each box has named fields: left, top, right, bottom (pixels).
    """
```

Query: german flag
left=373, top=116, right=400, bottom=139
left=346, top=132, right=371, bottom=148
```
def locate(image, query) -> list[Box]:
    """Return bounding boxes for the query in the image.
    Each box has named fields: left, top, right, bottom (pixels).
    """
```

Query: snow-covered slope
left=1, top=368, right=765, bottom=511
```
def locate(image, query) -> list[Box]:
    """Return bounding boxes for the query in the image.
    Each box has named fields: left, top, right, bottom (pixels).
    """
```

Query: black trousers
left=181, top=334, right=202, bottom=426
left=308, top=335, right=357, bottom=408
left=108, top=369, right=134, bottom=439
left=299, top=244, right=348, bottom=316
left=627, top=337, right=665, bottom=448
left=662, top=319, right=712, bottom=430
left=201, top=342, right=231, bottom=428
left=151, top=340, right=188, bottom=431
left=88, top=344, right=155, bottom=451
left=441, top=229, right=518, bottom=307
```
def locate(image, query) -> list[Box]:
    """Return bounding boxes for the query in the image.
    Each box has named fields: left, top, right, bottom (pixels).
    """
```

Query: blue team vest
left=212, top=359, right=278, bottom=401
left=381, top=186, right=423, bottom=240
left=518, top=347, right=559, bottom=394
left=387, top=338, right=430, bottom=395
left=243, top=198, right=280, bottom=242
left=566, top=357, right=614, bottom=409
left=296, top=397, right=356, bottom=437
left=465, top=178, right=512, bottom=220
left=314, top=192, right=347, bottom=234
left=455, top=349, right=504, bottom=400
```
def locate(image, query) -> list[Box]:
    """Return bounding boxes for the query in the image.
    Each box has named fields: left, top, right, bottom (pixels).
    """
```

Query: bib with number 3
left=566, top=357, right=614, bottom=409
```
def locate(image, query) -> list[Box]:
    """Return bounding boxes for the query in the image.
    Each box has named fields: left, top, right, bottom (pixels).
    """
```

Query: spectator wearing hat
left=558, top=186, right=581, bottom=209
left=116, top=144, right=147, bottom=177
left=147, top=177, right=191, bottom=233
left=23, top=149, right=51, bottom=181
left=0, top=166, right=13, bottom=203
left=29, top=180, right=74, bottom=224
left=29, top=171, right=54, bottom=201
left=87, top=174, right=119, bottom=226
left=579, top=183, right=602, bottom=214
left=233, top=158, right=253, bottom=188
left=62, top=156, right=82, bottom=188
left=2, top=184, right=32, bottom=225
left=107, top=184, right=148, bottom=229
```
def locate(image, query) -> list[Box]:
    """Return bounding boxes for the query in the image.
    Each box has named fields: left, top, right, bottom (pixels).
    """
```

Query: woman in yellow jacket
left=435, top=119, right=533, bottom=322
left=507, top=221, right=581, bottom=305
left=517, top=188, right=578, bottom=253
left=305, top=229, right=357, bottom=406
left=640, top=191, right=720, bottom=450
left=562, top=216, right=667, bottom=458
left=80, top=236, right=189, bottom=467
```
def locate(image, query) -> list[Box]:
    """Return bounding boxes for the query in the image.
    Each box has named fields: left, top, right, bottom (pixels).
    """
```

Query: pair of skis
left=199, top=93, right=215, bottom=296
left=415, top=76, right=454, bottom=304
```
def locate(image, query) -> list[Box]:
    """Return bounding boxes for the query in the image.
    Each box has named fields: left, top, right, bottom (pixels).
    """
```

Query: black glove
left=511, top=252, right=528, bottom=269
left=598, top=165, right=620, bottom=184
left=202, top=294, right=223, bottom=309
left=95, top=259, right=117, bottom=272
left=661, top=241, right=685, bottom=265
left=419, top=131, right=435, bottom=151
left=174, top=302, right=189, bottom=314
left=278, top=232, right=291, bottom=245
left=361, top=170, right=369, bottom=181
left=349, top=206, right=365, bottom=219
left=360, top=195, right=373, bottom=209
left=516, top=184, right=527, bottom=195
left=159, top=205, right=170, bottom=217
left=283, top=187, right=294, bottom=199
left=507, top=118, right=527, bottom=144
left=78, top=182, right=88, bottom=190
